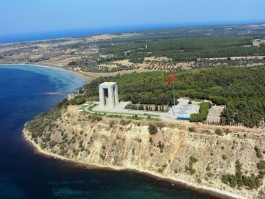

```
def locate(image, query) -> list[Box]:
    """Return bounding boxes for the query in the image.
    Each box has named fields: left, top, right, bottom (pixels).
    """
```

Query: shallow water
left=0, top=65, right=217, bottom=199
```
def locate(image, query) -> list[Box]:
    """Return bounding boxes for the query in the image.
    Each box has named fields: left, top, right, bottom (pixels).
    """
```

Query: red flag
left=168, top=72, right=174, bottom=85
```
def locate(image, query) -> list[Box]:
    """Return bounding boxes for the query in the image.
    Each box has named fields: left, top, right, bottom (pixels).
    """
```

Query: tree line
left=85, top=67, right=265, bottom=127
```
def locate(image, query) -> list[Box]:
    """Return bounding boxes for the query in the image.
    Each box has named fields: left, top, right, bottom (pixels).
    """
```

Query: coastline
left=23, top=128, right=245, bottom=199
left=9, top=63, right=258, bottom=199
left=0, top=63, right=91, bottom=83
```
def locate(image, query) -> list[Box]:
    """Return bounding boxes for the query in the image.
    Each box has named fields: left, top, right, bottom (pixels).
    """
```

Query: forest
left=97, top=24, right=265, bottom=63
left=100, top=35, right=265, bottom=63
left=60, top=24, right=265, bottom=72
left=85, top=66, right=265, bottom=127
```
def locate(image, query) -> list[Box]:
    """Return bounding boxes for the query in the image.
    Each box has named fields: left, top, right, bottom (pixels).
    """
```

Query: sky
left=1, top=0, right=265, bottom=36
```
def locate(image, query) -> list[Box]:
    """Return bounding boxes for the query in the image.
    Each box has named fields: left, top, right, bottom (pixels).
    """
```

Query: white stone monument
left=99, top=82, right=119, bottom=109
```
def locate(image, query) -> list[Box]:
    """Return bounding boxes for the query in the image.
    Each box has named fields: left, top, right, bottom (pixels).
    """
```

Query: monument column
left=114, top=85, right=119, bottom=106
left=99, top=87, right=104, bottom=107
left=108, top=87, right=114, bottom=108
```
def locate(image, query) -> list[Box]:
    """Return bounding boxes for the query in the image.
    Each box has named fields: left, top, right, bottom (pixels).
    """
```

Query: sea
left=0, top=23, right=215, bottom=44
left=0, top=65, right=216, bottom=199
left=0, top=26, right=160, bottom=44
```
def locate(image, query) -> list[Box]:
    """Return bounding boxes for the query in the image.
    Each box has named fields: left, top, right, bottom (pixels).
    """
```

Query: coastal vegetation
left=86, top=67, right=265, bottom=127
left=24, top=100, right=265, bottom=199
left=26, top=99, right=67, bottom=137
left=221, top=158, right=265, bottom=190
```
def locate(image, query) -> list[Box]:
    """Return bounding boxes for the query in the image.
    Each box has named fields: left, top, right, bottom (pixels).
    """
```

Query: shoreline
left=0, top=63, right=91, bottom=83
left=0, top=63, right=163, bottom=83
left=23, top=128, right=245, bottom=199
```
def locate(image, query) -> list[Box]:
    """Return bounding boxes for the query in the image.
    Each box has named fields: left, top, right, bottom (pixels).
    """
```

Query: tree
left=148, top=124, right=158, bottom=135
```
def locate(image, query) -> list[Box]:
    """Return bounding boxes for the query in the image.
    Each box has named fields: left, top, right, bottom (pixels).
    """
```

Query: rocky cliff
left=24, top=105, right=265, bottom=199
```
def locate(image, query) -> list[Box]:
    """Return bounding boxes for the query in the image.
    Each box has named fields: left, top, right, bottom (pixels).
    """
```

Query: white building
left=99, top=82, right=119, bottom=109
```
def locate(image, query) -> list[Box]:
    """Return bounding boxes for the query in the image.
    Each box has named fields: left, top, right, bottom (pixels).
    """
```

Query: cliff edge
left=24, top=105, right=265, bottom=199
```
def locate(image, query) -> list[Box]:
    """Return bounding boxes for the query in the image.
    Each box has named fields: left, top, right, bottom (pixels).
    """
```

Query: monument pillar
left=115, top=86, right=119, bottom=105
left=108, top=87, right=114, bottom=108
left=99, top=87, right=104, bottom=107
left=99, top=82, right=119, bottom=109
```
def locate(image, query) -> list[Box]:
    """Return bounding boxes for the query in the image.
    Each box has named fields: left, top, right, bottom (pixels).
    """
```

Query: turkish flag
left=168, top=72, right=174, bottom=85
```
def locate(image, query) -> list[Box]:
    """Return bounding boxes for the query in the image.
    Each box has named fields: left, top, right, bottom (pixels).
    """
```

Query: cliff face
left=24, top=105, right=265, bottom=199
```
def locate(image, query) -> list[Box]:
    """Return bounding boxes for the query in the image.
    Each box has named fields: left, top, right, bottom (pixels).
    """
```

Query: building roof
left=99, top=82, right=117, bottom=88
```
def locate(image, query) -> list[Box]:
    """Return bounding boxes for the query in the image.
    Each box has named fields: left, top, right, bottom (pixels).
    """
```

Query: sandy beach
left=0, top=64, right=92, bottom=83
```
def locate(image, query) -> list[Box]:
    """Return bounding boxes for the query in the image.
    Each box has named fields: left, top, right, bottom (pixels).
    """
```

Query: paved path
left=79, top=103, right=163, bottom=120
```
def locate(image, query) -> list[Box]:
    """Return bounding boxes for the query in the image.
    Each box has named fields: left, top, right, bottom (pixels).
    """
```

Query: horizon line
left=1, top=20, right=265, bottom=44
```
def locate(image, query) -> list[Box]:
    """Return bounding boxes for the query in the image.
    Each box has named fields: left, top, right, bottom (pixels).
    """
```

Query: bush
left=88, top=115, right=102, bottom=122
left=222, top=155, right=228, bottom=160
left=190, top=102, right=211, bottom=122
left=148, top=124, right=158, bottom=135
left=258, top=160, right=265, bottom=170
left=206, top=165, right=211, bottom=171
left=49, top=141, right=57, bottom=148
left=211, top=96, right=227, bottom=105
left=109, top=120, right=115, bottom=128
left=69, top=96, right=86, bottom=105
left=254, top=146, right=263, bottom=158
left=215, top=128, right=223, bottom=136
left=222, top=160, right=263, bottom=189
left=185, top=156, right=198, bottom=175
left=120, top=119, right=131, bottom=126
left=157, top=141, right=165, bottom=153
left=188, top=127, right=196, bottom=132
left=190, top=156, right=198, bottom=163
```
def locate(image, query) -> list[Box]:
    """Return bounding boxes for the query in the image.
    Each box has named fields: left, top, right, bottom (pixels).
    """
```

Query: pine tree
left=155, top=104, right=158, bottom=111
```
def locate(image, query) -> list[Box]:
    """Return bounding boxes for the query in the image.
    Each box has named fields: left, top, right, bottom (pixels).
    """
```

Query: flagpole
left=171, top=72, right=175, bottom=116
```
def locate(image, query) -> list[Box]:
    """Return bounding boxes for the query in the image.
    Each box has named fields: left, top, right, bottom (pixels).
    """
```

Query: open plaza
left=78, top=82, right=224, bottom=123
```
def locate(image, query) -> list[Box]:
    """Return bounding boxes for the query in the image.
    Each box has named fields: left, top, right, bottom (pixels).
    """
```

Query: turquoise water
left=0, top=65, right=217, bottom=199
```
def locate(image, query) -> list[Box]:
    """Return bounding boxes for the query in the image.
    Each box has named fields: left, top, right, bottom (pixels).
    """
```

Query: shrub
left=89, top=115, right=102, bottom=122
left=157, top=141, right=165, bottom=153
left=211, top=96, right=227, bottom=105
left=258, top=160, right=265, bottom=170
left=69, top=96, right=86, bottom=105
left=206, top=165, right=211, bottom=171
left=120, top=119, right=131, bottom=126
left=221, top=160, right=263, bottom=189
left=109, top=120, right=115, bottom=128
left=222, top=155, right=228, bottom=160
left=149, top=124, right=158, bottom=135
left=188, top=127, right=196, bottom=132
left=190, top=102, right=211, bottom=122
left=215, top=128, right=223, bottom=136
left=190, top=156, right=198, bottom=163
left=49, top=141, right=57, bottom=148
left=254, top=146, right=263, bottom=158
